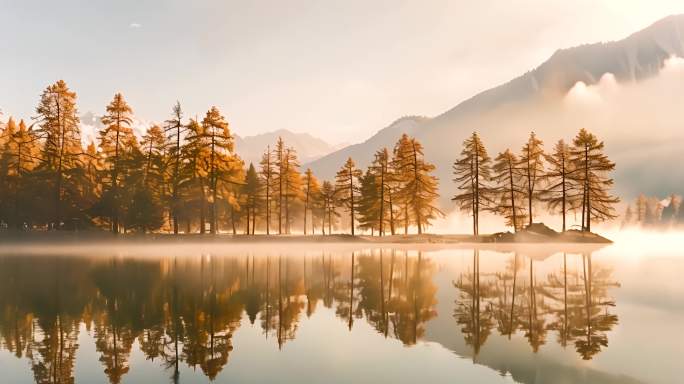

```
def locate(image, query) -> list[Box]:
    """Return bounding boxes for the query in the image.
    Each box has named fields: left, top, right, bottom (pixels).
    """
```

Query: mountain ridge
left=306, top=14, right=684, bottom=206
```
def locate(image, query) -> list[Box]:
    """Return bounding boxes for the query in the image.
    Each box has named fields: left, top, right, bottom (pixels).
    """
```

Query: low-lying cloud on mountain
left=307, top=14, right=684, bottom=211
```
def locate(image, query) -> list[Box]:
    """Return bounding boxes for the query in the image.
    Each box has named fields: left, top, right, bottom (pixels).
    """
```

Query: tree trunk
left=200, top=179, right=206, bottom=234
left=561, top=161, right=566, bottom=232
left=252, top=206, right=256, bottom=235
left=388, top=191, right=395, bottom=235
left=379, top=163, right=385, bottom=236
left=54, top=96, right=63, bottom=230
left=508, top=159, right=517, bottom=232
left=349, top=171, right=355, bottom=236
left=304, top=178, right=310, bottom=235
left=412, top=143, right=422, bottom=234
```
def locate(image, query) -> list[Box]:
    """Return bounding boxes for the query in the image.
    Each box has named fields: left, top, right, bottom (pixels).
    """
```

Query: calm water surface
left=0, top=242, right=681, bottom=384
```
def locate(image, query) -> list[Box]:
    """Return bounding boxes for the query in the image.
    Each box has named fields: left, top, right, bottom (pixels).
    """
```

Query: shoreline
left=0, top=230, right=612, bottom=245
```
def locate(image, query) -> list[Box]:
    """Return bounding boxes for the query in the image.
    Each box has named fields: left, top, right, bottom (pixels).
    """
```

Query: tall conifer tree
left=335, top=157, right=362, bottom=235
left=452, top=132, right=493, bottom=236
left=519, top=132, right=545, bottom=226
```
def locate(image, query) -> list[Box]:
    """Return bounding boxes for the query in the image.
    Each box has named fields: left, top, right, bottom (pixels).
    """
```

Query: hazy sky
left=1, top=0, right=683, bottom=144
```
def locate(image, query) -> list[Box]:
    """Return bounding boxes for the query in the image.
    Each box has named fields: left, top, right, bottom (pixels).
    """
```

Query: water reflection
left=453, top=250, right=619, bottom=362
left=0, top=247, right=621, bottom=383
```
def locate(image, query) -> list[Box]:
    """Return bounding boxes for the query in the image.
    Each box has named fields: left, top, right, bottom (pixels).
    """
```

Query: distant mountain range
left=306, top=14, right=684, bottom=207
left=234, top=129, right=346, bottom=167
left=78, top=112, right=342, bottom=167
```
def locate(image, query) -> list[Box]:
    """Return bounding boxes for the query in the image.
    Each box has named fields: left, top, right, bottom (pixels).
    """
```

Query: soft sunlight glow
left=602, top=229, right=684, bottom=257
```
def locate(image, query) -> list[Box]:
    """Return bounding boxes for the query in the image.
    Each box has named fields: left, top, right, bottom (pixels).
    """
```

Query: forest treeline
left=621, top=193, right=684, bottom=229
left=0, top=80, right=620, bottom=235
left=0, top=250, right=617, bottom=383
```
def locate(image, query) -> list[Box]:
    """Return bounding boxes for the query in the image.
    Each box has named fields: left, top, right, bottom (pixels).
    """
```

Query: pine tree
left=569, top=129, right=619, bottom=232
left=139, top=125, right=168, bottom=231
left=358, top=168, right=380, bottom=234
left=163, top=102, right=186, bottom=234
left=99, top=93, right=135, bottom=233
left=119, top=132, right=146, bottom=233
left=34, top=80, right=83, bottom=228
left=519, top=132, right=545, bottom=226
left=302, top=168, right=320, bottom=235
left=320, top=181, right=338, bottom=235
left=492, top=149, right=527, bottom=232
left=541, top=140, right=577, bottom=232
left=370, top=148, right=391, bottom=236
left=452, top=132, right=493, bottom=236
left=243, top=163, right=261, bottom=235
left=259, top=146, right=275, bottom=234
left=335, top=157, right=361, bottom=235
left=392, top=136, right=441, bottom=234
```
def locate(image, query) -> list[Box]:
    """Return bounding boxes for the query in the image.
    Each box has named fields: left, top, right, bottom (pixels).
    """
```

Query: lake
left=0, top=240, right=681, bottom=384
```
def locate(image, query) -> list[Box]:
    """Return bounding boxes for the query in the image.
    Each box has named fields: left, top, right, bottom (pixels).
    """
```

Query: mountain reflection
left=0, top=248, right=619, bottom=383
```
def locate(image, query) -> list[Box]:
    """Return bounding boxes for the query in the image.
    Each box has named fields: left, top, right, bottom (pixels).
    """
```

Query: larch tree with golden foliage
left=164, top=102, right=187, bottom=234
left=541, top=139, right=576, bottom=232
left=180, top=118, right=210, bottom=233
left=201, top=106, right=243, bottom=234
left=273, top=137, right=286, bottom=234
left=391, top=134, right=412, bottom=234
left=392, top=135, right=441, bottom=234
left=98, top=93, right=135, bottom=233
left=280, top=147, right=302, bottom=234
left=259, top=145, right=275, bottom=234
left=570, top=129, right=619, bottom=232
left=492, top=149, right=527, bottom=232
left=34, top=80, right=84, bottom=228
left=519, top=132, right=545, bottom=226
left=0, top=118, right=41, bottom=228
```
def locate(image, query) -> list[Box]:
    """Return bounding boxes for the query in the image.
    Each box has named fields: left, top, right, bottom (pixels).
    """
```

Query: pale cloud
left=2, top=1, right=684, bottom=145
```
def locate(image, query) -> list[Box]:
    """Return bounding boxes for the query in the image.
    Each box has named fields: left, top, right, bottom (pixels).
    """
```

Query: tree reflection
left=572, top=252, right=619, bottom=360
left=452, top=250, right=619, bottom=360
left=454, top=249, right=496, bottom=357
left=0, top=248, right=621, bottom=383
